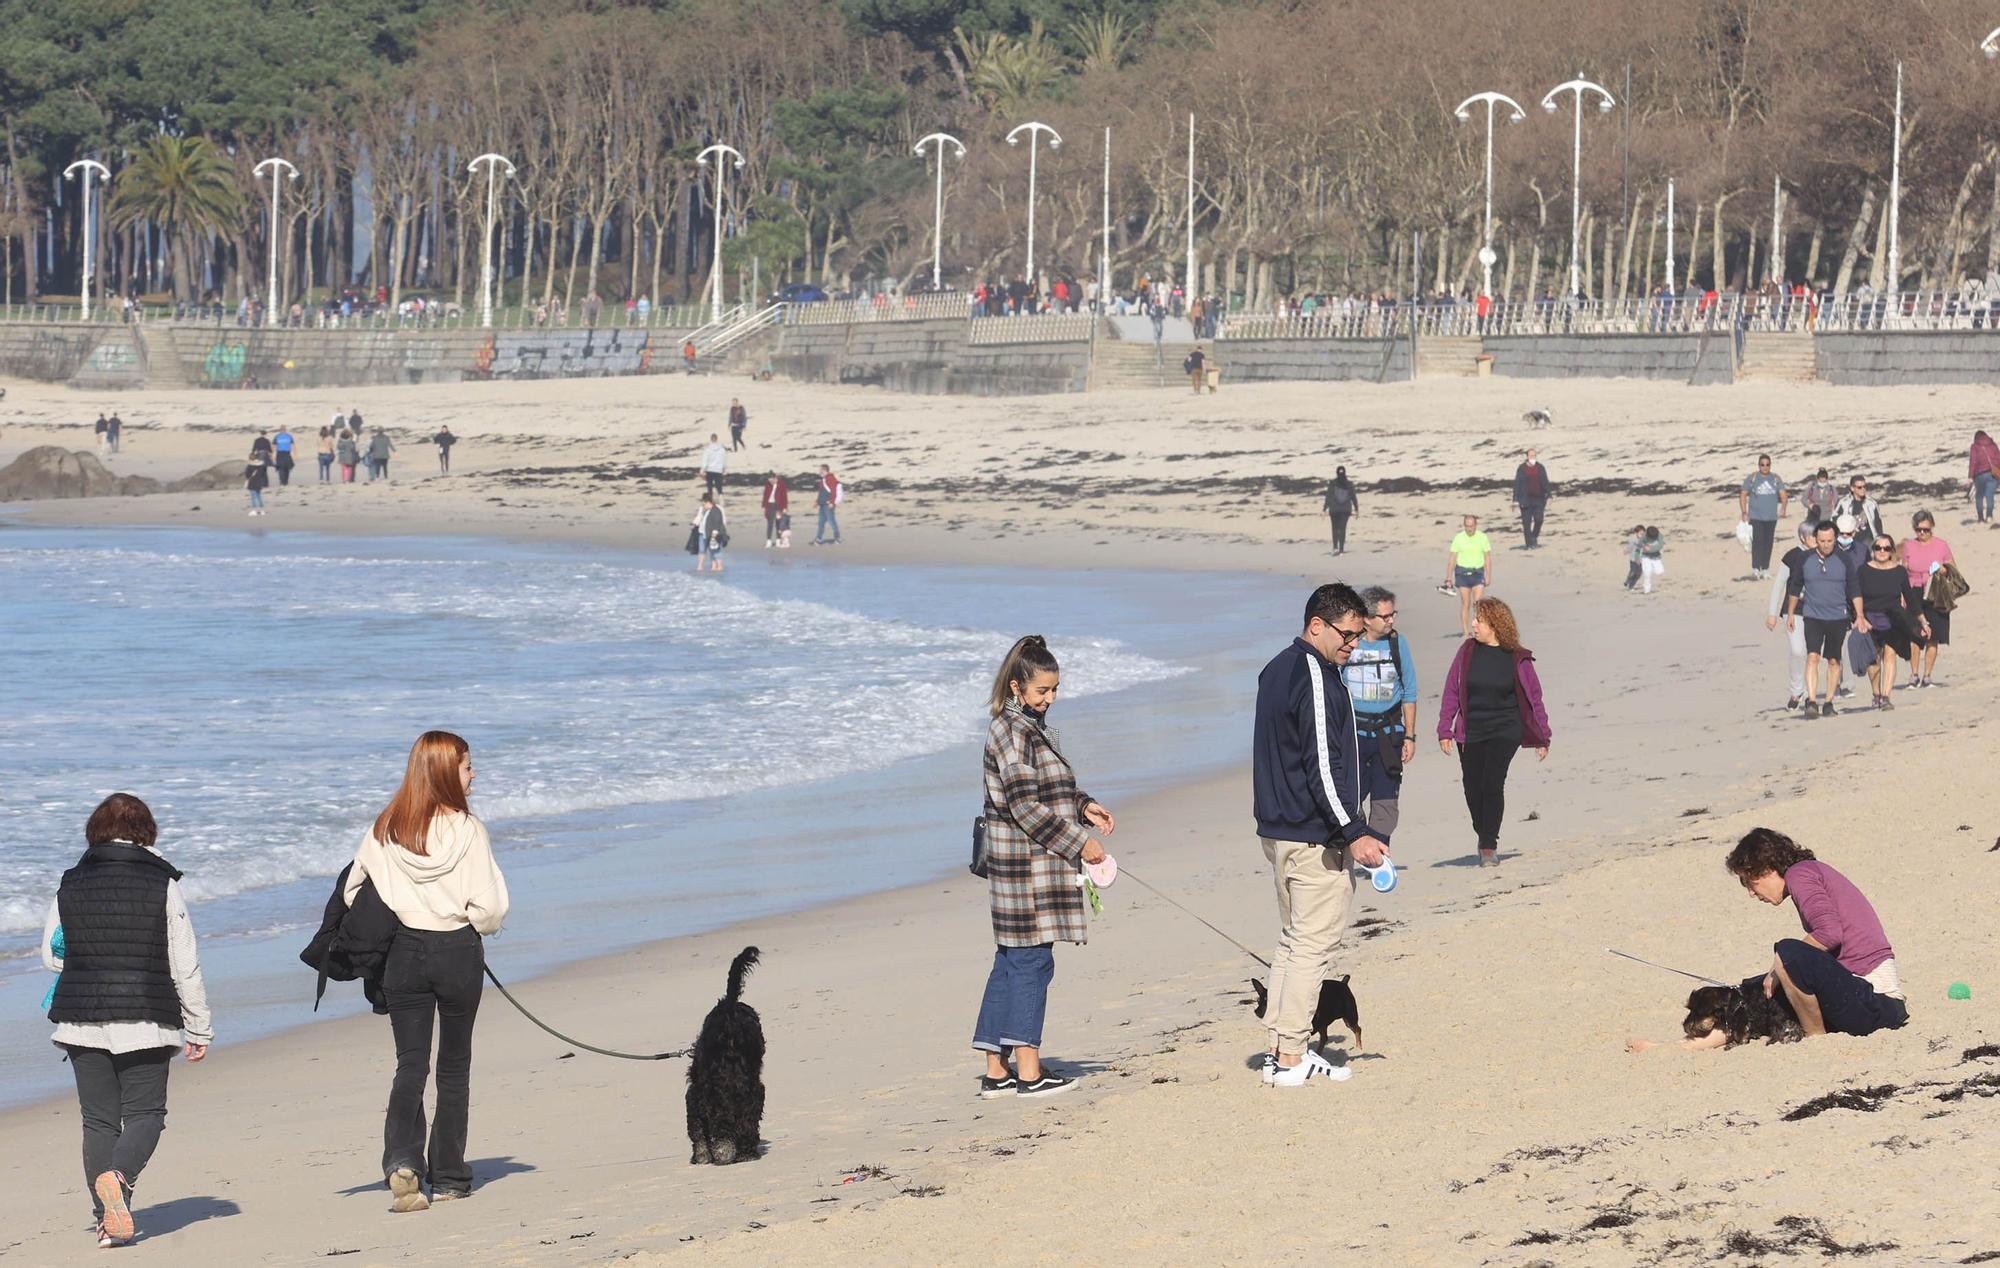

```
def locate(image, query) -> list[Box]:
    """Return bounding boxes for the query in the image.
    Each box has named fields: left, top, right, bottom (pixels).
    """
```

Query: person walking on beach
left=317, top=426, right=335, bottom=483
left=1436, top=597, right=1551, bottom=867
left=1621, top=524, right=1645, bottom=590
left=1767, top=521, right=1816, bottom=709
left=105, top=413, right=122, bottom=455
left=1800, top=467, right=1839, bottom=526
left=1969, top=431, right=2000, bottom=523
left=250, top=430, right=274, bottom=465
left=728, top=399, right=748, bottom=451
left=1903, top=511, right=1955, bottom=687
left=1182, top=345, right=1206, bottom=393
left=1834, top=475, right=1883, bottom=541
left=973, top=636, right=1116, bottom=1099
left=692, top=492, right=728, bottom=573
left=1739, top=454, right=1789, bottom=579
left=1445, top=515, right=1493, bottom=638
left=40, top=793, right=212, bottom=1250
left=270, top=426, right=295, bottom=487
left=701, top=434, right=728, bottom=496
left=1345, top=586, right=1416, bottom=844
left=245, top=454, right=270, bottom=516
left=1859, top=532, right=1928, bottom=707
left=814, top=464, right=843, bottom=545
left=434, top=426, right=456, bottom=475
left=1323, top=467, right=1358, bottom=556
left=345, top=731, right=508, bottom=1212
left=367, top=427, right=395, bottom=482
left=1252, top=583, right=1385, bottom=1086
left=761, top=470, right=789, bottom=548
left=1511, top=449, right=1552, bottom=549
left=1785, top=519, right=1868, bottom=718
left=94, top=414, right=109, bottom=454
left=337, top=430, right=359, bottom=483
left=1637, top=527, right=1665, bottom=594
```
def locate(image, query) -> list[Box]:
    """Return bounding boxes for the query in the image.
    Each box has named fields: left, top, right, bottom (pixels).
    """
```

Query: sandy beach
left=2, top=371, right=1996, bottom=1265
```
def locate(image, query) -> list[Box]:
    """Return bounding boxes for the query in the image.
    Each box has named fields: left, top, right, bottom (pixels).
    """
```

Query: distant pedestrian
left=105, top=414, right=122, bottom=455
left=367, top=428, right=395, bottom=481
left=250, top=431, right=274, bottom=464
left=1436, top=597, right=1552, bottom=867
left=761, top=471, right=790, bottom=547
left=1322, top=467, right=1358, bottom=555
left=1445, top=514, right=1493, bottom=638
left=1834, top=475, right=1884, bottom=540
left=434, top=426, right=456, bottom=475
left=814, top=464, right=842, bottom=545
left=93, top=414, right=109, bottom=454
left=1903, top=510, right=1954, bottom=687
left=1738, top=453, right=1789, bottom=578
left=1767, top=520, right=1816, bottom=709
left=701, top=434, right=727, bottom=495
left=682, top=339, right=697, bottom=374
left=336, top=430, right=359, bottom=483
left=1859, top=532, right=1927, bottom=707
left=692, top=493, right=728, bottom=573
left=40, top=793, right=212, bottom=1250
left=1800, top=467, right=1839, bottom=525
left=728, top=399, right=748, bottom=451
left=1622, top=524, right=1645, bottom=590
left=273, top=426, right=296, bottom=487
left=245, top=458, right=270, bottom=515
left=1785, top=519, right=1867, bottom=719
left=317, top=426, right=335, bottom=482
left=1638, top=527, right=1665, bottom=594
left=1969, top=430, right=2000, bottom=523
left=1510, top=449, right=1552, bottom=548
left=1182, top=345, right=1206, bottom=393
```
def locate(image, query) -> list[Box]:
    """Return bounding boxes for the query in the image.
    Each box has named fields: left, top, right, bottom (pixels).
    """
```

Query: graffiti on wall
left=478, top=327, right=657, bottom=380
left=203, top=342, right=248, bottom=384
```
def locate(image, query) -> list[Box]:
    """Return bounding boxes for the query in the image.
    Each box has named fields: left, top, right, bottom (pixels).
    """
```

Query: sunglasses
left=1872, top=543, right=1894, bottom=553
left=1916, top=525, right=1934, bottom=533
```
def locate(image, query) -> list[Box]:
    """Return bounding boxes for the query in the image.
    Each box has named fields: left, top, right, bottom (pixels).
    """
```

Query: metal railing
left=700, top=304, right=783, bottom=357
left=0, top=299, right=714, bottom=331
left=1220, top=295, right=1751, bottom=340
left=968, top=312, right=1097, bottom=344
left=784, top=292, right=972, bottom=325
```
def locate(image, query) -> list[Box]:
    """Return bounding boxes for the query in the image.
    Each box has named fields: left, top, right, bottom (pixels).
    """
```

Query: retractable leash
left=482, top=964, right=687, bottom=1061
left=1605, top=948, right=1732, bottom=989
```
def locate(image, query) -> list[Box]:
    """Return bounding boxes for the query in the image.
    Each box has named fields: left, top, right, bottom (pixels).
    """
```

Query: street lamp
left=697, top=143, right=745, bottom=323
left=1888, top=60, right=1903, bottom=299
left=467, top=152, right=516, bottom=328
left=1540, top=77, right=1616, bottom=300
left=63, top=159, right=110, bottom=320
left=913, top=132, right=965, bottom=292
left=1005, top=121, right=1062, bottom=290
left=254, top=157, right=298, bottom=326
left=1453, top=91, right=1526, bottom=300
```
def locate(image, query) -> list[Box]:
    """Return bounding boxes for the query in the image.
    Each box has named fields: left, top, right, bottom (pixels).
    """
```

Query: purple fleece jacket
left=1784, top=860, right=1893, bottom=977
left=1436, top=640, right=1552, bottom=748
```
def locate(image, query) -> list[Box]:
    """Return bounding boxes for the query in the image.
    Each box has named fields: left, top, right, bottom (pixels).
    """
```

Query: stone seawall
left=766, top=319, right=1089, bottom=395
left=1483, top=333, right=1734, bottom=384
left=1815, top=332, right=2000, bottom=385
left=1217, top=338, right=1408, bottom=383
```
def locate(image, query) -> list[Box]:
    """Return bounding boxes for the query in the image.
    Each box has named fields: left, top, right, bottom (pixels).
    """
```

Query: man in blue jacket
left=1252, top=582, right=1386, bottom=1087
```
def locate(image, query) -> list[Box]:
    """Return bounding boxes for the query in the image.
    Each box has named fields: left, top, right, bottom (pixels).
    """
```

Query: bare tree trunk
left=1803, top=219, right=1824, bottom=288
left=1834, top=186, right=1874, bottom=294
left=1502, top=234, right=1517, bottom=301
left=1987, top=161, right=2000, bottom=276
left=1745, top=219, right=1759, bottom=292
left=1525, top=236, right=1542, bottom=303
left=1617, top=197, right=1642, bottom=301
left=1868, top=191, right=1890, bottom=290
left=1711, top=193, right=1733, bottom=291
left=1642, top=207, right=1658, bottom=294
left=1685, top=202, right=1703, bottom=291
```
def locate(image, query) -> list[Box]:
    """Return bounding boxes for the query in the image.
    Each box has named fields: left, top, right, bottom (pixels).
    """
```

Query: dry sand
left=0, top=371, right=1995, bottom=1265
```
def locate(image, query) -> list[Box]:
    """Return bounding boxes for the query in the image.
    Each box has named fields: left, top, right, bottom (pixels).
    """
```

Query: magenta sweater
left=1436, top=640, right=1552, bottom=748
left=1784, top=860, right=1893, bottom=977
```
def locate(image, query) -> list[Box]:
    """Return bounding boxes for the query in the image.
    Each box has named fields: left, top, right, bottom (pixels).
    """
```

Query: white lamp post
left=913, top=132, right=964, bottom=291
left=1101, top=126, right=1111, bottom=304
left=63, top=159, right=110, bottom=320
left=467, top=152, right=516, bottom=328
left=1185, top=113, right=1197, bottom=304
left=1453, top=92, right=1526, bottom=300
left=1664, top=177, right=1676, bottom=292
left=1005, top=121, right=1061, bottom=289
left=1540, top=77, right=1617, bottom=299
left=1888, top=60, right=1903, bottom=299
left=697, top=143, right=745, bottom=323
left=254, top=157, right=298, bottom=326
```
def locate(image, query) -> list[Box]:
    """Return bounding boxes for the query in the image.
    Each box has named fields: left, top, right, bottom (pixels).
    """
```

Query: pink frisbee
left=1084, top=855, right=1118, bottom=888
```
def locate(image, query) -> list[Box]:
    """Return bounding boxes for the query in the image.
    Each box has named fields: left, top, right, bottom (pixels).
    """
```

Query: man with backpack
left=1344, top=587, right=1417, bottom=844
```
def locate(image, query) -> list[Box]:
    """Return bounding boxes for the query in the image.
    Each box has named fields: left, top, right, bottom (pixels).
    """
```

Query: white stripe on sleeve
left=1303, top=655, right=1352, bottom=827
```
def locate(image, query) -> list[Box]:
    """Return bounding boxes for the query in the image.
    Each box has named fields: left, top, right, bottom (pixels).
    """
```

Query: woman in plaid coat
left=973, top=635, right=1117, bottom=1099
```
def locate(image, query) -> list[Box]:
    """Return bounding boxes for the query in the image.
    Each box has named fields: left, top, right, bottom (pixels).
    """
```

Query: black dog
left=1249, top=975, right=1363, bottom=1053
left=1681, top=977, right=1804, bottom=1048
left=686, top=946, right=765, bottom=1165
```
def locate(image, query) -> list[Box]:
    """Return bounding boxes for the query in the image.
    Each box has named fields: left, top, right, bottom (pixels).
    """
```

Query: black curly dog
left=1249, top=975, right=1363, bottom=1053
left=1681, top=977, right=1804, bottom=1048
left=686, top=946, right=765, bottom=1165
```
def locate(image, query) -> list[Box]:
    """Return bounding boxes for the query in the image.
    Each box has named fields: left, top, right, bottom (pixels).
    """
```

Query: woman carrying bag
left=690, top=492, right=728, bottom=573
left=345, top=730, right=508, bottom=1212
left=971, top=636, right=1117, bottom=1100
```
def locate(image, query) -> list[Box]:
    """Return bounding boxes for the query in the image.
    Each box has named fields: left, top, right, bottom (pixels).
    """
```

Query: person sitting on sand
left=1630, top=829, right=1907, bottom=1052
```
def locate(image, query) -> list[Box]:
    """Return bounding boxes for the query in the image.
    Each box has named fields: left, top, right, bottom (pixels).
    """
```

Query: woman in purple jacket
left=1436, top=597, right=1551, bottom=867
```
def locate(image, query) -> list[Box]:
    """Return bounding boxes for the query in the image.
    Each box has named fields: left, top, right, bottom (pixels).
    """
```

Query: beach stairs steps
left=1737, top=332, right=1817, bottom=382
left=1088, top=333, right=1175, bottom=390
left=133, top=327, right=194, bottom=390
left=1413, top=335, right=1484, bottom=378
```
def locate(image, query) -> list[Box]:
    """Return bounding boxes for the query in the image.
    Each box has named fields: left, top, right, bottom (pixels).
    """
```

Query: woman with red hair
left=1436, top=598, right=1552, bottom=868
left=344, top=731, right=509, bottom=1212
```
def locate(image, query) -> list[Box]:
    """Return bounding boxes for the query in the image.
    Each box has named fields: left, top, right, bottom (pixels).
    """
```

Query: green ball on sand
left=1947, top=982, right=1971, bottom=1001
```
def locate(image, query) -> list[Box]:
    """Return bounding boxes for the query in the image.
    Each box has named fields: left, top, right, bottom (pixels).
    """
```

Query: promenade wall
left=1481, top=333, right=1735, bottom=385
left=1815, top=331, right=2000, bottom=385
left=1216, top=338, right=1408, bottom=384
left=766, top=319, right=1090, bottom=395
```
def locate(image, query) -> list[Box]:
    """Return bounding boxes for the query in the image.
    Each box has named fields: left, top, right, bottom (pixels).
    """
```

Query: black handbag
left=969, top=817, right=989, bottom=878
left=684, top=527, right=701, bottom=555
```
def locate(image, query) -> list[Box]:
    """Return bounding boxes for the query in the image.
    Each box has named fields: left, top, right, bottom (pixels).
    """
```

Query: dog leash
left=1116, top=865, right=1271, bottom=969
left=483, top=964, right=687, bottom=1061
left=1605, top=948, right=1731, bottom=989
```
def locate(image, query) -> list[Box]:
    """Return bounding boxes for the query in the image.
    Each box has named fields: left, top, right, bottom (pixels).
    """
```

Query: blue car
left=771, top=283, right=827, bottom=305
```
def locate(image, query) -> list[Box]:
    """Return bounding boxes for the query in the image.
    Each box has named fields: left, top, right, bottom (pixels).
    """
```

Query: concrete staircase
left=134, top=327, right=194, bottom=389
left=1736, top=332, right=1816, bottom=382
left=1414, top=335, right=1483, bottom=378
left=1089, top=335, right=1174, bottom=390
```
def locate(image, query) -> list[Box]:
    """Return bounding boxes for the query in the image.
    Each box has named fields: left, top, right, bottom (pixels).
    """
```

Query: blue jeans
left=971, top=944, right=1055, bottom=1053
left=1976, top=471, right=1997, bottom=521
left=816, top=506, right=840, bottom=542
left=248, top=488, right=264, bottom=509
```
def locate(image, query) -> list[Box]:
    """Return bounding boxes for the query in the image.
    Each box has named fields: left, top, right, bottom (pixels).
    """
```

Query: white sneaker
left=1267, top=1050, right=1351, bottom=1087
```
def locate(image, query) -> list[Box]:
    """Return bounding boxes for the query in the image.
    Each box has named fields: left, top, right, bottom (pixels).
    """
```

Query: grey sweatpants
left=64, top=1044, right=174, bottom=1217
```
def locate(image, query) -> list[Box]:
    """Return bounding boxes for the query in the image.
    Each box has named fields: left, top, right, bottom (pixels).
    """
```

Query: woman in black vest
left=41, top=793, right=212, bottom=1250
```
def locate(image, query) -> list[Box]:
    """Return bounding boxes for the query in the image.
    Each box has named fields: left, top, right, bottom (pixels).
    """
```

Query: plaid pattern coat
left=983, top=701, right=1097, bottom=948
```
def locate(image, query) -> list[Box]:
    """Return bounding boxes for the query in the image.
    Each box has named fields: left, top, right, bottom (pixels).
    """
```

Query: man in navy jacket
left=1252, top=582, right=1386, bottom=1086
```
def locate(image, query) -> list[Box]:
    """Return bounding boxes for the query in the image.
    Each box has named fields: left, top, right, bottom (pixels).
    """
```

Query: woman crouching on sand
left=972, top=635, right=1116, bottom=1099
left=347, top=730, right=509, bottom=1211
left=41, top=793, right=212, bottom=1250
left=1436, top=597, right=1551, bottom=867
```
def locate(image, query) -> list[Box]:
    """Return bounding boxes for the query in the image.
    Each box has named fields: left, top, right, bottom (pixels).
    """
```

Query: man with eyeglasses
left=1344, top=587, right=1417, bottom=844
left=1833, top=476, right=1883, bottom=542
left=1252, top=582, right=1386, bottom=1087
left=1738, top=454, right=1789, bottom=580
left=1785, top=520, right=1869, bottom=718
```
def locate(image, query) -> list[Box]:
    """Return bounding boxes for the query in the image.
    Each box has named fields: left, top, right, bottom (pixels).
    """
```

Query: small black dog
left=1249, top=975, right=1363, bottom=1053
left=1682, top=977, right=1805, bottom=1048
left=686, top=946, right=766, bottom=1165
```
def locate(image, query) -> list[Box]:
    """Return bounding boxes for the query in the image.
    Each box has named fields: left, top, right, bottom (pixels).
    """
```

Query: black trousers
left=704, top=472, right=723, bottom=495
left=275, top=454, right=294, bottom=486
left=383, top=927, right=484, bottom=1194
left=1458, top=739, right=1519, bottom=852
left=1330, top=513, right=1351, bottom=553
left=1519, top=500, right=1546, bottom=547
left=64, top=1044, right=174, bottom=1217
left=1750, top=518, right=1777, bottom=572
left=730, top=426, right=745, bottom=451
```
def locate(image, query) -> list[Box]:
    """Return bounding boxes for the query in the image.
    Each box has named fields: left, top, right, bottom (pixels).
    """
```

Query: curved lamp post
left=913, top=132, right=965, bottom=292
left=697, top=143, right=746, bottom=323
left=1540, top=77, right=1616, bottom=299
left=254, top=157, right=298, bottom=326
left=1005, top=121, right=1062, bottom=288
left=467, top=153, right=516, bottom=328
left=1453, top=92, right=1526, bottom=300
left=63, top=159, right=111, bottom=320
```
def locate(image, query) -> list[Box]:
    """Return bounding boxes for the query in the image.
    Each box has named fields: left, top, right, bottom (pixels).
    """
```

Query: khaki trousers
left=1261, top=837, right=1355, bottom=1056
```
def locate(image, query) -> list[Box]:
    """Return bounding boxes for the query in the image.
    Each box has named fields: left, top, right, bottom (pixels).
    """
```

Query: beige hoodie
left=345, top=810, right=509, bottom=934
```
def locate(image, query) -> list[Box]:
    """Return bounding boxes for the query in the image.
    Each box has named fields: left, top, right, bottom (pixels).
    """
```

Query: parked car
left=770, top=283, right=827, bottom=305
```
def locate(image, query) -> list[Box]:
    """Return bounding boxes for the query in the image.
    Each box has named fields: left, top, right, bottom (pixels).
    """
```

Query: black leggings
left=1458, top=739, right=1519, bottom=852
left=383, top=927, right=484, bottom=1194
left=1330, top=513, right=1350, bottom=553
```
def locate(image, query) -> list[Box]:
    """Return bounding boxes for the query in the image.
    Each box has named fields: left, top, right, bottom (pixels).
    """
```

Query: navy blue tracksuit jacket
left=1252, top=636, right=1373, bottom=846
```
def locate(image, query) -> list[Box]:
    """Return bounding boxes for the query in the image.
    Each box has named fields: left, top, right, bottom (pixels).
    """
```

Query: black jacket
left=299, top=863, right=399, bottom=1013
left=1252, top=637, right=1374, bottom=846
left=49, top=843, right=185, bottom=1027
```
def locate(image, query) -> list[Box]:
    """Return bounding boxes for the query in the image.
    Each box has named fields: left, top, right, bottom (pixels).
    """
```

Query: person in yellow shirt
left=1445, top=514, right=1494, bottom=638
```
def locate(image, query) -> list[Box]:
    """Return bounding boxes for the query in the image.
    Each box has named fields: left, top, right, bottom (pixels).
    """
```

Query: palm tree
left=108, top=135, right=243, bottom=302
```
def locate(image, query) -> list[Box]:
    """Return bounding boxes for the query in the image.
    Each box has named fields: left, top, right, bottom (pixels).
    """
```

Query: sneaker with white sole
left=93, top=1171, right=133, bottom=1243
left=978, top=1072, right=1019, bottom=1098
left=1016, top=1073, right=1077, bottom=1098
left=1267, top=1050, right=1352, bottom=1087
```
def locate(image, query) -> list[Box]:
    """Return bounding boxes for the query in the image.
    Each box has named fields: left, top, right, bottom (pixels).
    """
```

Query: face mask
left=1837, top=536, right=1853, bottom=547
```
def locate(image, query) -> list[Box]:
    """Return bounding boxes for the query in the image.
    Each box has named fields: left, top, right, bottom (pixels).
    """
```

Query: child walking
left=1638, top=526, right=1665, bottom=594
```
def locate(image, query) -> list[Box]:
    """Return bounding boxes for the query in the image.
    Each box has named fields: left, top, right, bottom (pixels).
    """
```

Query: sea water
left=0, top=524, right=1297, bottom=1105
